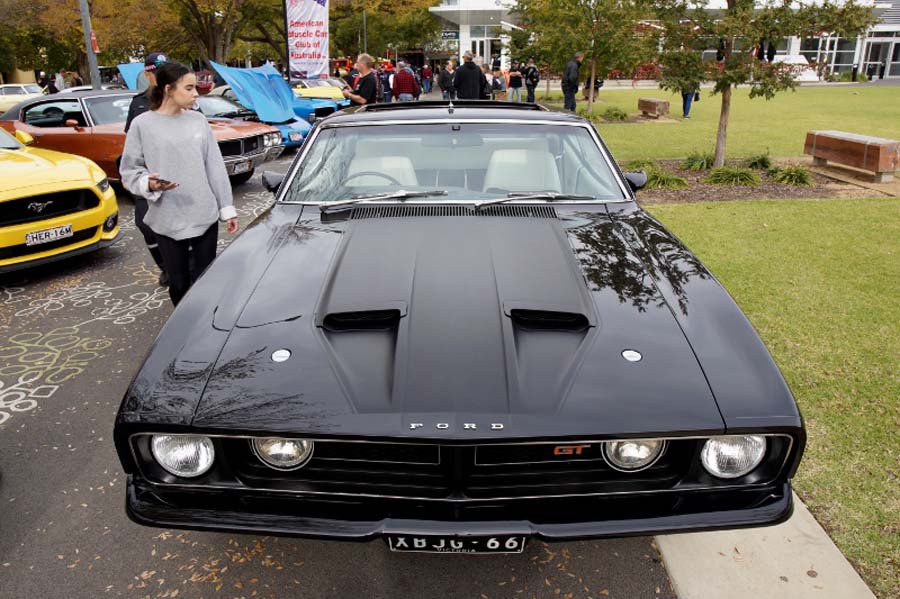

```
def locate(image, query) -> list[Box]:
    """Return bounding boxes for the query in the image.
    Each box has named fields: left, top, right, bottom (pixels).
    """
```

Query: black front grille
left=349, top=205, right=558, bottom=220
left=221, top=439, right=693, bottom=501
left=218, top=139, right=243, bottom=157
left=1, top=189, right=100, bottom=227
left=314, top=106, right=336, bottom=119
left=0, top=226, right=98, bottom=260
left=244, top=135, right=261, bottom=153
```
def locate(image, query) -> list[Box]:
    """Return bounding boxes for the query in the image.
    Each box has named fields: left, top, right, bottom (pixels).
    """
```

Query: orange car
left=0, top=90, right=284, bottom=185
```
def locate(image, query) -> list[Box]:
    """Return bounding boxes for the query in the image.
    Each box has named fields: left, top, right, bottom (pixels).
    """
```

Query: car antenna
left=447, top=100, right=454, bottom=115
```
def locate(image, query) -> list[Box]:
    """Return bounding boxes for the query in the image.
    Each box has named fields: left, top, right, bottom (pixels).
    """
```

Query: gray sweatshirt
left=120, top=109, right=237, bottom=240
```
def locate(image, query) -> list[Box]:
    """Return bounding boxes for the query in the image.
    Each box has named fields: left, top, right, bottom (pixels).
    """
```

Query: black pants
left=155, top=223, right=218, bottom=306
left=133, top=196, right=165, bottom=272
left=563, top=88, right=576, bottom=111
left=526, top=85, right=536, bottom=103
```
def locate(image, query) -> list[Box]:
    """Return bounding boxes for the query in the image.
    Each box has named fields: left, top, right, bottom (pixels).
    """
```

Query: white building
left=429, top=0, right=900, bottom=79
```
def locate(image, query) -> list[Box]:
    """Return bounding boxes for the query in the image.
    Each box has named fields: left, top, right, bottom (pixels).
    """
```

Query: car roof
left=322, top=101, right=587, bottom=126
left=0, top=89, right=137, bottom=120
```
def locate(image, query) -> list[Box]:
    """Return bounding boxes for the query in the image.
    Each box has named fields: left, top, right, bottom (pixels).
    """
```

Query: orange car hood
left=207, top=118, right=278, bottom=139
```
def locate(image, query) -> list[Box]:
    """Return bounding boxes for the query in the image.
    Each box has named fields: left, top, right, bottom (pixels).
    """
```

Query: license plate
left=288, top=132, right=303, bottom=142
left=385, top=534, right=526, bottom=554
left=232, top=160, right=252, bottom=174
left=25, top=224, right=73, bottom=246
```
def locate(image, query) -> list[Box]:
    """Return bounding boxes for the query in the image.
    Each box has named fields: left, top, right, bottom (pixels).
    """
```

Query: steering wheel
left=340, top=171, right=402, bottom=186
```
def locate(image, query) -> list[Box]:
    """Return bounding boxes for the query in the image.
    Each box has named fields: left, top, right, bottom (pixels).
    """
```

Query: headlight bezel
left=251, top=437, right=315, bottom=471
left=602, top=438, right=667, bottom=472
left=150, top=434, right=215, bottom=478
left=96, top=177, right=110, bottom=192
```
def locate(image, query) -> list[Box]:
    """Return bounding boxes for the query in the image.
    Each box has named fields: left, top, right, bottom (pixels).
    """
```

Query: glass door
left=890, top=43, right=900, bottom=78
left=864, top=41, right=891, bottom=79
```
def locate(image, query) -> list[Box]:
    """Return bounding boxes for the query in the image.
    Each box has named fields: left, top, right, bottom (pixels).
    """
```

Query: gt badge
left=553, top=444, right=591, bottom=456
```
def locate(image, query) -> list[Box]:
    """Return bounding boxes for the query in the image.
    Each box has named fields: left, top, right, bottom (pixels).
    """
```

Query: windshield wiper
left=474, top=192, right=596, bottom=210
left=319, top=190, right=449, bottom=213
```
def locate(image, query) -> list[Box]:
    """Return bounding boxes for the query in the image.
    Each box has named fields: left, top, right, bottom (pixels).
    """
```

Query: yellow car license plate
left=25, top=224, right=74, bottom=246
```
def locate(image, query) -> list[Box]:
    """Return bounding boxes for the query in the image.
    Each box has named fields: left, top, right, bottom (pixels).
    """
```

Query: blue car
left=209, top=84, right=339, bottom=126
left=195, top=95, right=310, bottom=149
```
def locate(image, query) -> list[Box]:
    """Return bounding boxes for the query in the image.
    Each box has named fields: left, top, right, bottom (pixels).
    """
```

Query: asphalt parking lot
left=0, top=153, right=674, bottom=599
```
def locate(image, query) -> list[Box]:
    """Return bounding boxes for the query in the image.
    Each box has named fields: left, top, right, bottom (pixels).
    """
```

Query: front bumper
left=126, top=477, right=793, bottom=542
left=0, top=231, right=120, bottom=275
left=223, top=147, right=283, bottom=176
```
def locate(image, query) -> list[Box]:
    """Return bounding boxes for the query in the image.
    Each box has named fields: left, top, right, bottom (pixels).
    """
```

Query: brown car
left=0, top=90, right=284, bottom=185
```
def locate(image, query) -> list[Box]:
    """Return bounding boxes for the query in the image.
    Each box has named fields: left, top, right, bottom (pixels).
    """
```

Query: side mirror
left=65, top=119, right=83, bottom=130
left=262, top=170, right=285, bottom=194
left=15, top=130, right=34, bottom=145
left=623, top=170, right=648, bottom=193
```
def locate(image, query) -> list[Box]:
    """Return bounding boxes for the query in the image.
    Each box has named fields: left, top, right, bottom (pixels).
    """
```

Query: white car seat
left=482, top=149, right=561, bottom=192
left=345, top=156, right=418, bottom=187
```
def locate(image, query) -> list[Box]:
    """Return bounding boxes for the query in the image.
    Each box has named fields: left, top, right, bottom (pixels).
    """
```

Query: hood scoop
left=322, top=309, right=402, bottom=331
left=509, top=309, right=590, bottom=331
left=348, top=205, right=558, bottom=220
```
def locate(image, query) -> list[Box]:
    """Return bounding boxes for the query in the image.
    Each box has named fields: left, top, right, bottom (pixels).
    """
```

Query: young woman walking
left=121, top=62, right=239, bottom=306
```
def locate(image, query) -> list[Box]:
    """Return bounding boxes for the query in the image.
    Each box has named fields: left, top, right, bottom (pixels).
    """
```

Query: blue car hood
left=211, top=61, right=296, bottom=124
left=117, top=63, right=145, bottom=91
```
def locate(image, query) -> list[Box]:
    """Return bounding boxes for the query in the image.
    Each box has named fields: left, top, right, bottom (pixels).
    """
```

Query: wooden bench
left=804, top=130, right=900, bottom=183
left=638, top=98, right=669, bottom=118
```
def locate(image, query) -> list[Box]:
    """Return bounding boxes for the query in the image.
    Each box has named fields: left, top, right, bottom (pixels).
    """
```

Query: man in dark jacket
left=453, top=51, right=486, bottom=100
left=124, top=52, right=169, bottom=286
left=562, top=51, right=584, bottom=112
left=438, top=61, right=455, bottom=100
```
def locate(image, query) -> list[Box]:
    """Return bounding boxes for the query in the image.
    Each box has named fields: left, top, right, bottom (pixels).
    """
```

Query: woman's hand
left=226, top=217, right=239, bottom=234
left=148, top=173, right=178, bottom=191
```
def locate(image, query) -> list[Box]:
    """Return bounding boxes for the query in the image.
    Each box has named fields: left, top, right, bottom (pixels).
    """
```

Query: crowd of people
left=34, top=68, right=85, bottom=93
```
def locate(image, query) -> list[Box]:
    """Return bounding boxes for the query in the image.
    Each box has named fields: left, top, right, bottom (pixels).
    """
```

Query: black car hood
left=191, top=206, right=724, bottom=439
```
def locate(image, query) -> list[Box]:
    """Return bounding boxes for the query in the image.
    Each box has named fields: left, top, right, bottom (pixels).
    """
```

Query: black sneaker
left=158, top=271, right=169, bottom=287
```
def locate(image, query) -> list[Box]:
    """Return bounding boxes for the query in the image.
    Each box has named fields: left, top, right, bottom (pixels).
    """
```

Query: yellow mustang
left=1, top=128, right=119, bottom=275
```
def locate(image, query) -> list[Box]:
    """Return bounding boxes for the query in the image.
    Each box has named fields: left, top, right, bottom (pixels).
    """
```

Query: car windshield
left=196, top=95, right=252, bottom=117
left=24, top=84, right=43, bottom=94
left=281, top=123, right=627, bottom=204
left=0, top=128, right=22, bottom=150
left=84, top=95, right=133, bottom=125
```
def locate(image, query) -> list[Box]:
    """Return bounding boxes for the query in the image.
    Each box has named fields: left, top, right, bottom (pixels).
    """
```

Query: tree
left=653, top=0, right=876, bottom=167
left=168, top=0, right=247, bottom=65
left=518, top=0, right=655, bottom=112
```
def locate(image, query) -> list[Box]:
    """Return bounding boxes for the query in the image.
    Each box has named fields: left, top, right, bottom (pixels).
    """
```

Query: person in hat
left=125, top=52, right=170, bottom=286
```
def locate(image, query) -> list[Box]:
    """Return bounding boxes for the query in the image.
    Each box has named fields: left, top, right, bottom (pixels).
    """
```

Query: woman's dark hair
left=149, top=61, right=192, bottom=110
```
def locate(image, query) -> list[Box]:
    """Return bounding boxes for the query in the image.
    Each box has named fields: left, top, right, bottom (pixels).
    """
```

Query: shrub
left=602, top=106, right=628, bottom=122
left=746, top=151, right=772, bottom=170
left=705, top=167, right=761, bottom=186
left=624, top=159, right=658, bottom=171
left=681, top=151, right=715, bottom=171
left=838, top=71, right=868, bottom=83
left=646, top=169, right=689, bottom=189
left=771, top=165, right=813, bottom=186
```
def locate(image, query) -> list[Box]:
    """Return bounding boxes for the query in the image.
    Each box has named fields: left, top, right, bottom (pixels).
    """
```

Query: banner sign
left=286, top=0, right=329, bottom=78
left=441, top=31, right=460, bottom=41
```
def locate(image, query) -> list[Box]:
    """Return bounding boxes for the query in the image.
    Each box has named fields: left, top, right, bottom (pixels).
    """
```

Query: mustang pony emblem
left=27, top=201, right=54, bottom=213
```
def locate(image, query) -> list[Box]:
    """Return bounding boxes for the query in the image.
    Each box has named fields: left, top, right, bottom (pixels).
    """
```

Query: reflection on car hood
left=190, top=207, right=724, bottom=438
left=207, top=118, right=278, bottom=140
left=0, top=147, right=100, bottom=195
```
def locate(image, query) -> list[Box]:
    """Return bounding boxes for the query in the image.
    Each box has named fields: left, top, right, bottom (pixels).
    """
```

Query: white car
left=0, top=84, right=45, bottom=113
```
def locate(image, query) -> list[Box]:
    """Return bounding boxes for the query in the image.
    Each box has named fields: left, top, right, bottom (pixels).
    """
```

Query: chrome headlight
left=97, top=177, right=110, bottom=192
left=252, top=437, right=314, bottom=470
left=150, top=435, right=215, bottom=478
left=264, top=132, right=281, bottom=147
left=701, top=435, right=767, bottom=479
left=603, top=439, right=665, bottom=471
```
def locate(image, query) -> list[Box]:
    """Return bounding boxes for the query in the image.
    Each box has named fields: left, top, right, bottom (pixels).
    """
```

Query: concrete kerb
left=655, top=492, right=876, bottom=599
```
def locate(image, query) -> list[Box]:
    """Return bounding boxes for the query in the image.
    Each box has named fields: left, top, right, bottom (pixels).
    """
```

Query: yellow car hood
left=0, top=147, right=103, bottom=199
left=295, top=87, right=345, bottom=100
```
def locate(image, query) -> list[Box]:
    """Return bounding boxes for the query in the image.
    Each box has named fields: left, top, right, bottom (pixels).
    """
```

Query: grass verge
left=540, top=86, right=900, bottom=161
left=647, top=198, right=900, bottom=599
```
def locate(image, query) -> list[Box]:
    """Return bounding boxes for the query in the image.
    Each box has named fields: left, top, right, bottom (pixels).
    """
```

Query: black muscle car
left=115, top=101, right=804, bottom=553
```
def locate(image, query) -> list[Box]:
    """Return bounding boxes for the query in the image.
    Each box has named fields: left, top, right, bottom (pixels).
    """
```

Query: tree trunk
left=714, top=85, right=732, bottom=167
left=587, top=58, right=597, bottom=113
left=545, top=68, right=550, bottom=99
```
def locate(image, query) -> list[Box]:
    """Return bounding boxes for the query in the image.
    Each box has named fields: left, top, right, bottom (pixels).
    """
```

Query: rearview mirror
left=262, top=170, right=285, bottom=194
left=623, top=170, right=648, bottom=192
left=15, top=130, right=34, bottom=145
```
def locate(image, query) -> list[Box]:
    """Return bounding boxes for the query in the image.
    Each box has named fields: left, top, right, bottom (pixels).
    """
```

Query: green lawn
left=648, top=198, right=900, bottom=599
left=539, top=85, right=900, bottom=162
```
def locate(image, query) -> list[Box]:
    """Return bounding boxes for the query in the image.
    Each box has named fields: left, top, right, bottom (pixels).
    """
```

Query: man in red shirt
left=392, top=61, right=420, bottom=102
left=422, top=64, right=433, bottom=93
